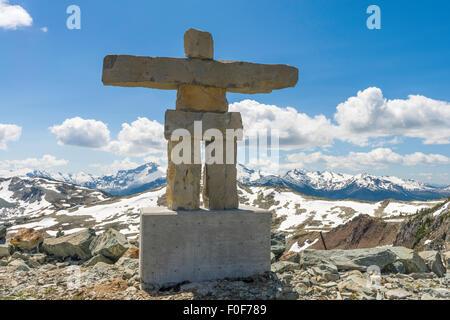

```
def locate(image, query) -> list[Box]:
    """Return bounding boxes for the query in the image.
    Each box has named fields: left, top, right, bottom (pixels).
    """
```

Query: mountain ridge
left=20, top=162, right=450, bottom=201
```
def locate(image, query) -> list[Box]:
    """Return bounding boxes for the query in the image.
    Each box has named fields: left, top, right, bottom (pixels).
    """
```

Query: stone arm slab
left=164, top=110, right=243, bottom=140
left=102, top=55, right=298, bottom=94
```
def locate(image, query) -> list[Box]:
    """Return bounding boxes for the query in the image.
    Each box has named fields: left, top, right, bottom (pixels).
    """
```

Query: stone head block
left=184, top=28, right=214, bottom=60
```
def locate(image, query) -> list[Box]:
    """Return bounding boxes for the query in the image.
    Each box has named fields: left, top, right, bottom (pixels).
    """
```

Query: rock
left=42, top=228, right=96, bottom=260
left=270, top=252, right=276, bottom=263
left=385, top=288, right=412, bottom=300
left=8, top=259, right=31, bottom=272
left=102, top=55, right=299, bottom=94
left=384, top=261, right=405, bottom=274
left=387, top=247, right=428, bottom=274
left=409, top=272, right=436, bottom=280
left=116, top=257, right=139, bottom=270
left=310, top=264, right=340, bottom=282
left=30, top=253, right=47, bottom=264
left=89, top=228, right=129, bottom=261
left=176, top=84, right=227, bottom=112
left=271, top=261, right=299, bottom=273
left=184, top=28, right=214, bottom=60
left=443, top=251, right=450, bottom=269
left=299, top=247, right=397, bottom=272
left=11, top=251, right=30, bottom=261
left=428, top=288, right=450, bottom=298
left=10, top=228, right=43, bottom=251
left=0, top=244, right=11, bottom=258
left=121, top=246, right=139, bottom=259
left=418, top=251, right=446, bottom=277
left=84, top=254, right=114, bottom=267
left=421, top=293, right=434, bottom=300
left=0, top=224, right=6, bottom=240
left=271, top=231, right=286, bottom=259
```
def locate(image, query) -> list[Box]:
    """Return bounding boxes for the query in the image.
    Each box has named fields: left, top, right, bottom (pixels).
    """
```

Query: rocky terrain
left=0, top=226, right=449, bottom=300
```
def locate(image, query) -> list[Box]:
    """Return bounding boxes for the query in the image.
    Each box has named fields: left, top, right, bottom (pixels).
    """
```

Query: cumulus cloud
left=106, top=117, right=165, bottom=157
left=230, top=99, right=336, bottom=150
left=286, top=148, right=450, bottom=171
left=49, top=117, right=111, bottom=149
left=0, top=123, right=21, bottom=150
left=0, top=0, right=32, bottom=30
left=0, top=154, right=68, bottom=170
left=334, top=87, right=450, bottom=145
left=50, top=117, right=165, bottom=157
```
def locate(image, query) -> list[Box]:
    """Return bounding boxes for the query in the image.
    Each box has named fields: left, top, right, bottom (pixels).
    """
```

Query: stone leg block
left=203, top=164, right=238, bottom=210
left=139, top=206, right=271, bottom=288
left=166, top=140, right=201, bottom=210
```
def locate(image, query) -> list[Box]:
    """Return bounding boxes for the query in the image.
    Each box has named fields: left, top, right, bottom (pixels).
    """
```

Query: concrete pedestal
left=139, top=206, right=271, bottom=288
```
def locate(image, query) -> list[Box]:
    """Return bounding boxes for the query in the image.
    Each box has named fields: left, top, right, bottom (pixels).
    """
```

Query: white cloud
left=230, top=99, right=336, bottom=150
left=0, top=154, right=68, bottom=170
left=286, top=148, right=450, bottom=171
left=49, top=117, right=111, bottom=149
left=0, top=123, right=21, bottom=150
left=0, top=0, right=32, bottom=30
left=50, top=117, right=165, bottom=157
left=106, top=117, right=165, bottom=157
left=334, top=87, right=450, bottom=145
left=40, top=26, right=48, bottom=32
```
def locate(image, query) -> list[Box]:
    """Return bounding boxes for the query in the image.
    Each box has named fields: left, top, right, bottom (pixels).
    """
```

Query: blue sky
left=0, top=0, right=449, bottom=185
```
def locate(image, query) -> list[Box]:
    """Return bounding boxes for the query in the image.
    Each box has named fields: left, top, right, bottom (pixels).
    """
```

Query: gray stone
left=429, top=288, right=450, bottom=298
left=271, top=261, right=298, bottom=273
left=310, top=264, right=340, bottom=281
left=0, top=224, right=6, bottom=240
left=184, top=28, right=214, bottom=60
left=116, top=257, right=139, bottom=270
left=418, top=250, right=446, bottom=277
left=83, top=254, right=114, bottom=267
left=384, top=261, right=406, bottom=274
left=102, top=55, right=298, bottom=94
left=299, top=247, right=397, bottom=272
left=139, top=206, right=271, bottom=287
left=388, top=246, right=428, bottom=274
left=89, top=228, right=129, bottom=261
left=443, top=251, right=450, bottom=269
left=8, top=259, right=30, bottom=272
left=271, top=231, right=286, bottom=259
left=203, top=163, right=238, bottom=210
left=0, top=243, right=11, bottom=258
left=42, top=228, right=96, bottom=260
left=385, top=288, right=412, bottom=300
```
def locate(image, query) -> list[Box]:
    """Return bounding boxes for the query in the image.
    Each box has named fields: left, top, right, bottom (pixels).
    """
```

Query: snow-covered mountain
left=27, top=163, right=166, bottom=196
left=237, top=164, right=450, bottom=201
left=22, top=162, right=450, bottom=201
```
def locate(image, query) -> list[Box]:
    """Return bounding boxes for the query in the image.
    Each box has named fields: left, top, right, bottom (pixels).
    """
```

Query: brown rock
left=203, top=163, right=238, bottom=210
left=10, top=228, right=43, bottom=251
left=122, top=246, right=139, bottom=259
left=102, top=55, right=298, bottom=94
left=184, top=28, right=214, bottom=60
left=176, top=84, right=228, bottom=112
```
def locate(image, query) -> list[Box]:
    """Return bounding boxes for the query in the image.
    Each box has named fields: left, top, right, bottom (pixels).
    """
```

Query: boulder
left=310, top=263, right=340, bottom=281
left=385, top=288, right=412, bottom=300
left=271, top=231, right=286, bottom=259
left=299, top=248, right=397, bottom=272
left=42, top=228, right=96, bottom=260
left=116, top=257, right=139, bottom=270
left=10, top=228, right=43, bottom=251
left=387, top=247, right=428, bottom=274
left=84, top=254, right=114, bottom=267
left=0, top=243, right=11, bottom=258
left=444, top=251, right=450, bottom=269
left=8, top=259, right=31, bottom=272
left=89, top=228, right=129, bottom=261
left=418, top=250, right=446, bottom=277
left=270, top=261, right=299, bottom=273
